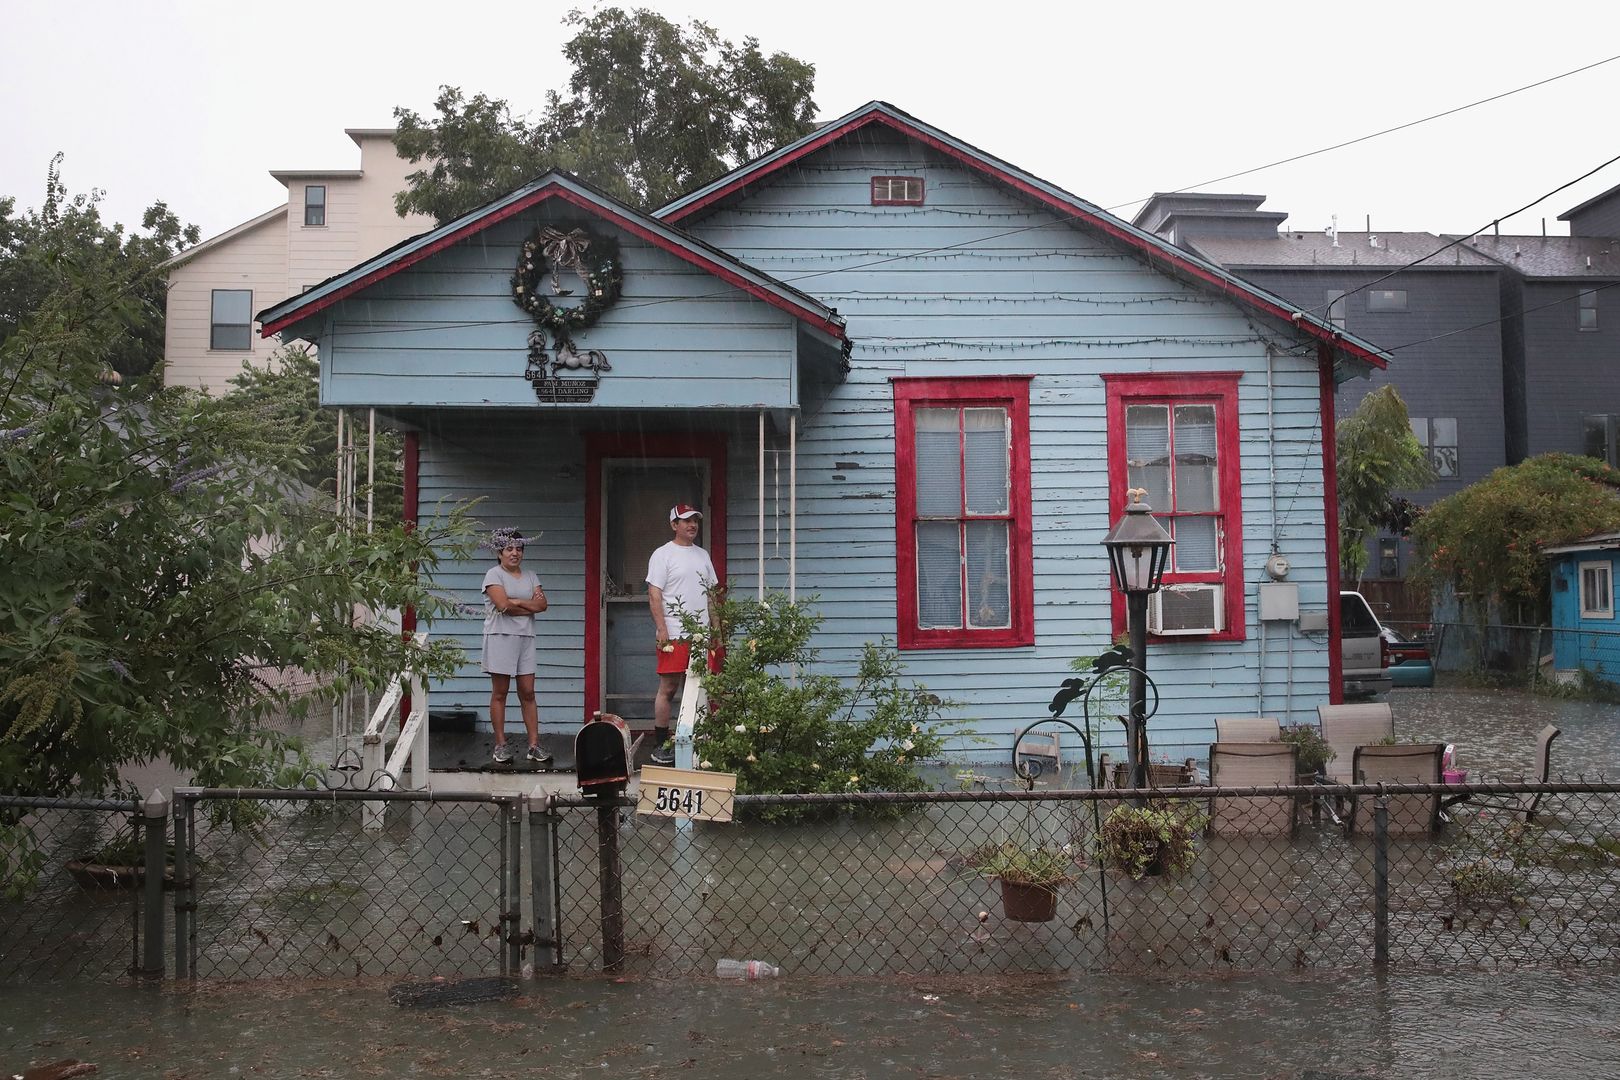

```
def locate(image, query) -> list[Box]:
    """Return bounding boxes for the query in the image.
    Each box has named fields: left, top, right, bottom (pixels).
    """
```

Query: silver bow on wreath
left=539, top=227, right=592, bottom=295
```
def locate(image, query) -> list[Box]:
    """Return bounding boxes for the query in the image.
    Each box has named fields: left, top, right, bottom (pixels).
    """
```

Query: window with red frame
left=1104, top=373, right=1245, bottom=641
left=894, top=378, right=1033, bottom=649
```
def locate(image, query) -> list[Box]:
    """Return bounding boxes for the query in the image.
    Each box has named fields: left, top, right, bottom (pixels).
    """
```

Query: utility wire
left=1300, top=148, right=1620, bottom=315
left=1103, top=53, right=1620, bottom=213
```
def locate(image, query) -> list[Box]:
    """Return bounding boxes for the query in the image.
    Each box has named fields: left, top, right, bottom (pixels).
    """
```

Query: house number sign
left=637, top=765, right=737, bottom=823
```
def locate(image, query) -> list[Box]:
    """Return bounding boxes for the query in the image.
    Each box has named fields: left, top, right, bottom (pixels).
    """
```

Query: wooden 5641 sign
left=637, top=765, right=737, bottom=823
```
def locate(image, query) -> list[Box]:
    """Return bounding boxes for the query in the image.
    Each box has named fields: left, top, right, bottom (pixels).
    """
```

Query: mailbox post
left=575, top=712, right=632, bottom=971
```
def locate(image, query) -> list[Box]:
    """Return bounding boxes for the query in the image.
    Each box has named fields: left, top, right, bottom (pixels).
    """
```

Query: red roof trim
left=260, top=182, right=845, bottom=341
left=664, top=109, right=1385, bottom=371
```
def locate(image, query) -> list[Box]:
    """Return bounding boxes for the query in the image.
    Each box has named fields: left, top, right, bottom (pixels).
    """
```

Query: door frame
left=583, top=432, right=728, bottom=722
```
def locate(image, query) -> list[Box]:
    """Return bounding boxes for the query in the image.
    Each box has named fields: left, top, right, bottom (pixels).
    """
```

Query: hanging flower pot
left=999, top=878, right=1061, bottom=922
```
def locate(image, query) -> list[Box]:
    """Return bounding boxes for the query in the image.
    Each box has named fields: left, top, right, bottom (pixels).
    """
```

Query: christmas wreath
left=511, top=224, right=623, bottom=349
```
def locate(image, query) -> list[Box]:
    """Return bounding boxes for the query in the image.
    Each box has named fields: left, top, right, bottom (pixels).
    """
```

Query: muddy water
left=1391, top=686, right=1619, bottom=778
left=4, top=971, right=1617, bottom=1079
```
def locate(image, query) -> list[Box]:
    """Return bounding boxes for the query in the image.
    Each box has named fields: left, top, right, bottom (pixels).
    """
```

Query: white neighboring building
left=162, top=129, right=433, bottom=393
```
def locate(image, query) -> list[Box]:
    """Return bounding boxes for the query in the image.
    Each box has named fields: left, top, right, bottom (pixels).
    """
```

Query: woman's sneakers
left=492, top=742, right=514, bottom=764
left=526, top=744, right=553, bottom=766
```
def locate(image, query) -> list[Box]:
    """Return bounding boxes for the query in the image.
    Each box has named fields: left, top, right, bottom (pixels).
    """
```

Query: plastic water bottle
left=715, top=958, right=781, bottom=979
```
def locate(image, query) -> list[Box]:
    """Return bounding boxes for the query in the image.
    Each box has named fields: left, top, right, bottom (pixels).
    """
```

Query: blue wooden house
left=258, top=102, right=1391, bottom=760
left=1545, top=531, right=1620, bottom=686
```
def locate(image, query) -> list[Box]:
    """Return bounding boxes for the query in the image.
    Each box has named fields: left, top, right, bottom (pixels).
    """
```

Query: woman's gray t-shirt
left=482, top=567, right=541, bottom=637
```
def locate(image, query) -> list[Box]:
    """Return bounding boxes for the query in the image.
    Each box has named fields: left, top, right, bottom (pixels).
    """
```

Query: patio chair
left=1207, top=742, right=1299, bottom=837
left=1349, top=742, right=1446, bottom=835
left=1317, top=703, right=1395, bottom=783
left=1458, top=724, right=1561, bottom=823
left=1214, top=716, right=1283, bottom=743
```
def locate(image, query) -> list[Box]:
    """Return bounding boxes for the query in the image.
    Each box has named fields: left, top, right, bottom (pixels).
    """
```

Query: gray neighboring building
left=1463, top=183, right=1620, bottom=468
left=1134, top=194, right=1505, bottom=511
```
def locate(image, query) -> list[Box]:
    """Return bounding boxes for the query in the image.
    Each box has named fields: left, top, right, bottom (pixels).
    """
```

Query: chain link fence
left=176, top=788, right=521, bottom=980
left=1384, top=620, right=1620, bottom=692
left=0, top=796, right=146, bottom=983
left=547, top=782, right=1620, bottom=976
left=6, top=781, right=1619, bottom=982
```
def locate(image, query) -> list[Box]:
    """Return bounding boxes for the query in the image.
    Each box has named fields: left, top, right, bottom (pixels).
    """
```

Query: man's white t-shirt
left=646, top=541, right=716, bottom=637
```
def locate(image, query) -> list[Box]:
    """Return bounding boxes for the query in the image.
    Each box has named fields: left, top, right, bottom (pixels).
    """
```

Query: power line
left=1103, top=53, right=1620, bottom=213
left=1301, top=148, right=1620, bottom=315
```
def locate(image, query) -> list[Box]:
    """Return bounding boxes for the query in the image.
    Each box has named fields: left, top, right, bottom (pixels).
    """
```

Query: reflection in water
left=3, top=971, right=1616, bottom=1079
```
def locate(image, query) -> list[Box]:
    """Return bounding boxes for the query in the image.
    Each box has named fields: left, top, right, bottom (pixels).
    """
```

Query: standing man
left=482, top=528, right=552, bottom=766
left=646, top=504, right=716, bottom=766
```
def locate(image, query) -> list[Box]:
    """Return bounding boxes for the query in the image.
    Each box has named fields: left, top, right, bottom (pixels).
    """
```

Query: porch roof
left=256, top=171, right=848, bottom=346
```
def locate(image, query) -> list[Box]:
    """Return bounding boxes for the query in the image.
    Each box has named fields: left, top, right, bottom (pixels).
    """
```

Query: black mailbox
left=576, top=712, right=633, bottom=797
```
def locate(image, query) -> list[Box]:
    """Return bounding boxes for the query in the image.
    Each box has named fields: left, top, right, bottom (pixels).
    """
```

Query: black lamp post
left=1101, top=487, right=1174, bottom=789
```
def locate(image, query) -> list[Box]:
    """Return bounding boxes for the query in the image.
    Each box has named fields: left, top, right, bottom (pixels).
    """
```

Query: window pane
left=914, top=409, right=960, bottom=516
left=1326, top=289, right=1347, bottom=328
left=211, top=289, right=251, bottom=323
left=915, top=521, right=962, bottom=629
left=1126, top=404, right=1170, bottom=509
left=1409, top=417, right=1429, bottom=448
left=1173, top=404, right=1218, bottom=511
left=1173, top=516, right=1219, bottom=572
left=965, top=520, right=1010, bottom=629
left=963, top=407, right=1009, bottom=514
left=1584, top=415, right=1609, bottom=460
left=1368, top=289, right=1408, bottom=312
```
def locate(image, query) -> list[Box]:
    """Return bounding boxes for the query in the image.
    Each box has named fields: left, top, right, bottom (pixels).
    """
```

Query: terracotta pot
left=999, top=879, right=1060, bottom=922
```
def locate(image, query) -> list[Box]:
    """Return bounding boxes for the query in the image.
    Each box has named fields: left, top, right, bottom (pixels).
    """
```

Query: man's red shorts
left=657, top=641, right=722, bottom=676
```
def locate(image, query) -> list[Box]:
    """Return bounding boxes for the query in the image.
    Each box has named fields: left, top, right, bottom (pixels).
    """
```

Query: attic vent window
left=871, top=176, right=924, bottom=206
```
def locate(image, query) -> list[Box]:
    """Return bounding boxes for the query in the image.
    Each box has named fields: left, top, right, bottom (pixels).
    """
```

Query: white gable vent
left=1148, top=584, right=1224, bottom=636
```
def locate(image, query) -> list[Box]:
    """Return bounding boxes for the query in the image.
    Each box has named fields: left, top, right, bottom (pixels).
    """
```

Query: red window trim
left=893, top=376, right=1034, bottom=649
left=1103, top=372, right=1246, bottom=643
left=871, top=175, right=925, bottom=206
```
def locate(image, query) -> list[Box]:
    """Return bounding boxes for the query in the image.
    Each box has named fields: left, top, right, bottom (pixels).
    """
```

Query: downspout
left=1259, top=348, right=1276, bottom=718
left=1319, top=343, right=1345, bottom=705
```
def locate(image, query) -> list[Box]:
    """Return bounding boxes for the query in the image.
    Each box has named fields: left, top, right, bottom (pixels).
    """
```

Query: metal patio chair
left=1207, top=741, right=1300, bottom=838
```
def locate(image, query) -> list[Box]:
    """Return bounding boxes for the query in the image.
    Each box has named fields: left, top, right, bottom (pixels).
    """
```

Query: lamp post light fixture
left=1101, top=487, right=1174, bottom=789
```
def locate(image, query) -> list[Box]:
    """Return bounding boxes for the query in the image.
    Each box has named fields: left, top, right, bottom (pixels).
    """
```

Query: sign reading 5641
left=637, top=765, right=737, bottom=823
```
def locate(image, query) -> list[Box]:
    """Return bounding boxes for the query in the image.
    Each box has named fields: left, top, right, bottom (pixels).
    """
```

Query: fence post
left=529, top=795, right=562, bottom=972
left=1373, top=791, right=1390, bottom=969
left=140, top=788, right=169, bottom=978
left=171, top=789, right=196, bottom=979
left=597, top=800, right=625, bottom=973
left=503, top=797, right=523, bottom=976
left=1530, top=627, right=1542, bottom=691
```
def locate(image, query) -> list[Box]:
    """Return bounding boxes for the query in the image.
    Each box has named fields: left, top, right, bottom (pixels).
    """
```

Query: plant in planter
left=969, top=841, right=1077, bottom=922
left=65, top=832, right=176, bottom=891
left=1277, top=725, right=1335, bottom=778
left=1095, top=803, right=1203, bottom=880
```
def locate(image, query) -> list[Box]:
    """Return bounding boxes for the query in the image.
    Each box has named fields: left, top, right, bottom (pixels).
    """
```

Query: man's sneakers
left=649, top=741, right=676, bottom=767
left=492, top=742, right=514, bottom=764
left=526, top=743, right=553, bottom=766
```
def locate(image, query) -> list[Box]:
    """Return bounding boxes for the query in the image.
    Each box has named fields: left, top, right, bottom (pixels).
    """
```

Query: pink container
left=1443, top=768, right=1468, bottom=784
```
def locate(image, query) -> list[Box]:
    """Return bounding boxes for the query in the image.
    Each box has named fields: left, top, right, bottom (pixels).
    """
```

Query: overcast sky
left=5, top=1, right=1619, bottom=244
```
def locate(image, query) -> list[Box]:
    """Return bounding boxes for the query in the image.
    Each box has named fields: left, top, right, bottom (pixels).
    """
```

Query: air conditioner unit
left=1148, top=584, right=1224, bottom=636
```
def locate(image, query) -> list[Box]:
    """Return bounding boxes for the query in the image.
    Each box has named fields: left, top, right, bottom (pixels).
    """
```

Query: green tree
left=1336, top=386, right=1434, bottom=581
left=1411, top=454, right=1620, bottom=623
left=224, top=346, right=404, bottom=522
left=1, top=228, right=471, bottom=800
left=393, top=6, right=818, bottom=222
left=0, top=154, right=198, bottom=380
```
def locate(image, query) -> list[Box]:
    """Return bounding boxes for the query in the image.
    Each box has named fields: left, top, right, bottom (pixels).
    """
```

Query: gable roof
left=160, top=204, right=286, bottom=270
left=656, top=101, right=1389, bottom=373
left=256, top=171, right=847, bottom=342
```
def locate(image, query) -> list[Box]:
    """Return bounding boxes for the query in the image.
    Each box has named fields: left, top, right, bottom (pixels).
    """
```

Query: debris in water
left=389, top=976, right=521, bottom=1009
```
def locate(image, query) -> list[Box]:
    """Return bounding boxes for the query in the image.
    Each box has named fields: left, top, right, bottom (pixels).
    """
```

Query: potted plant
left=65, top=833, right=175, bottom=891
left=1277, top=724, right=1335, bottom=780
left=970, top=841, right=1077, bottom=922
left=1095, top=803, right=1202, bottom=880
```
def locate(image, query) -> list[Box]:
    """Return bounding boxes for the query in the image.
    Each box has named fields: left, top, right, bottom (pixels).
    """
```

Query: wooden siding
left=685, top=132, right=1335, bottom=757
left=318, top=211, right=802, bottom=410
left=414, top=131, right=1338, bottom=759
left=163, top=214, right=288, bottom=392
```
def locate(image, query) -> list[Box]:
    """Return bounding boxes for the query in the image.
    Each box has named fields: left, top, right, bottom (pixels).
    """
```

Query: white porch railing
left=361, top=630, right=429, bottom=830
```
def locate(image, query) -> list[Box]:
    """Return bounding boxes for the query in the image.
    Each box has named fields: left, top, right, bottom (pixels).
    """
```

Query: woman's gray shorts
left=482, top=633, right=536, bottom=677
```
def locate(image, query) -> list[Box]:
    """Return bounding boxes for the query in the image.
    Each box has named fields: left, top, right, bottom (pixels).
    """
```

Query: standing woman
left=482, top=528, right=552, bottom=765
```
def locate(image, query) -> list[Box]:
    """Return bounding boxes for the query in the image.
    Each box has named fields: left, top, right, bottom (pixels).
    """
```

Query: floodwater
left=4, top=970, right=1618, bottom=1079
left=1390, top=684, right=1619, bottom=779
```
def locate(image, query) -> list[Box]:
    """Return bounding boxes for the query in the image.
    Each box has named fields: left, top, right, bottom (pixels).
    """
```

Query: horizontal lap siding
left=416, top=421, right=588, bottom=726
left=320, top=213, right=799, bottom=410
left=696, top=133, right=1331, bottom=755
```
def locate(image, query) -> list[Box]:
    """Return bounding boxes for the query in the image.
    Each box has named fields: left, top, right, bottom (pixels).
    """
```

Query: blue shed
left=257, top=102, right=1392, bottom=761
left=1545, top=531, right=1620, bottom=685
